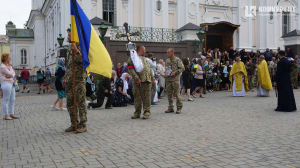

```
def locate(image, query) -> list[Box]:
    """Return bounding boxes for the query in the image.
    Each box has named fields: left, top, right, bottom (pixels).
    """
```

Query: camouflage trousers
left=167, top=81, right=183, bottom=110
left=65, top=79, right=87, bottom=127
left=291, top=74, right=298, bottom=89
left=133, top=82, right=152, bottom=117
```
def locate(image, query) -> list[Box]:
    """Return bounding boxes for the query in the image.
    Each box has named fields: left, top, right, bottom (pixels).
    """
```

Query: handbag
left=15, top=85, right=20, bottom=92
left=13, top=80, right=20, bottom=92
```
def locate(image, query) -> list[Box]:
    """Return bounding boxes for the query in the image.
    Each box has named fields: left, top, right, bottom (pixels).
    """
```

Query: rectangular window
left=102, top=0, right=115, bottom=25
left=282, top=12, right=290, bottom=36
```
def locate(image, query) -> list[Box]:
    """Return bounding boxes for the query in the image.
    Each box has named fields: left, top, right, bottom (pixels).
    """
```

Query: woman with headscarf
left=45, top=67, right=53, bottom=93
left=112, top=73, right=130, bottom=107
left=213, top=63, right=223, bottom=91
left=52, top=58, right=66, bottom=110
left=36, top=67, right=45, bottom=94
left=86, top=73, right=97, bottom=103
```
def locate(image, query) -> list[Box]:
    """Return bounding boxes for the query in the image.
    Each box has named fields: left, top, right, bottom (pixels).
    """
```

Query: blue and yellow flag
left=70, top=0, right=112, bottom=78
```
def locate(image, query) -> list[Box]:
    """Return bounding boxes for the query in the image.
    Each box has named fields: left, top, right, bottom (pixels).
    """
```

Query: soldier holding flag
left=67, top=0, right=112, bottom=133
left=64, top=30, right=87, bottom=133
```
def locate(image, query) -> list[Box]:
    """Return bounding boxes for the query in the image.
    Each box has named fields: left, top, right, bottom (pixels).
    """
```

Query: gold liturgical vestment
left=257, top=60, right=273, bottom=90
left=229, top=61, right=249, bottom=92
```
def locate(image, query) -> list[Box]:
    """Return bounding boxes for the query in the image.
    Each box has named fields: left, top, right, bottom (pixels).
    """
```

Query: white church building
left=6, top=0, right=300, bottom=75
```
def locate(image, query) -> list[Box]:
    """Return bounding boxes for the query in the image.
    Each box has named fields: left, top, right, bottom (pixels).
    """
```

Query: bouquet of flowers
left=213, top=73, right=222, bottom=84
left=204, top=65, right=210, bottom=72
left=193, top=64, right=198, bottom=73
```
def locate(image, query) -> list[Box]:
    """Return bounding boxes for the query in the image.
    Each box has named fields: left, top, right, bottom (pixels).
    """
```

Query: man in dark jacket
left=264, top=48, right=273, bottom=61
left=240, top=49, right=247, bottom=63
left=274, top=50, right=297, bottom=112
left=88, top=72, right=114, bottom=109
left=286, top=47, right=294, bottom=58
left=228, top=47, right=235, bottom=64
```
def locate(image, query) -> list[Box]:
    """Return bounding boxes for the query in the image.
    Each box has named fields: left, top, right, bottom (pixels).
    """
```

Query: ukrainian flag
left=70, top=0, right=112, bottom=78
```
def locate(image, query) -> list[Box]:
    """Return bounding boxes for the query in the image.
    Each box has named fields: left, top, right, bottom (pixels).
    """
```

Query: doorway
left=206, top=35, right=222, bottom=51
left=201, top=21, right=240, bottom=52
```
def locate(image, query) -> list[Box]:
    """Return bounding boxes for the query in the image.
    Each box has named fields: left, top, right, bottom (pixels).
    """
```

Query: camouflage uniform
left=65, top=45, right=87, bottom=127
left=128, top=55, right=154, bottom=117
left=273, top=63, right=277, bottom=76
left=291, top=63, right=298, bottom=89
left=165, top=56, right=184, bottom=111
left=272, top=63, right=277, bottom=83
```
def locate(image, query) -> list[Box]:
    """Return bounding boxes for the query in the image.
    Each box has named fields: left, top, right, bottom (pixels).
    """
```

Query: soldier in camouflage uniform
left=291, top=60, right=298, bottom=89
left=64, top=31, right=87, bottom=133
left=165, top=48, right=184, bottom=114
left=271, top=60, right=278, bottom=84
left=128, top=46, right=155, bottom=119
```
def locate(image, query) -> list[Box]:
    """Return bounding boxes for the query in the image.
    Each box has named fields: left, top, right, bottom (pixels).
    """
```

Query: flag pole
left=71, top=0, right=79, bottom=134
left=72, top=46, right=78, bottom=134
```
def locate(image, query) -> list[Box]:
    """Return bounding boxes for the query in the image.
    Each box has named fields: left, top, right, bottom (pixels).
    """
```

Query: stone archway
left=200, top=21, right=240, bottom=52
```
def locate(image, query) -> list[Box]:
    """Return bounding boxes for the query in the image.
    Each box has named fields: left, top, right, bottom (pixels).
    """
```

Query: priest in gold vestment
left=229, top=56, right=249, bottom=96
left=257, top=56, right=273, bottom=97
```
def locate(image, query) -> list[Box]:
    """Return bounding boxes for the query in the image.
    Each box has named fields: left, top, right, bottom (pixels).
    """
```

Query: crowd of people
left=77, top=46, right=299, bottom=120
left=0, top=30, right=298, bottom=132
left=94, top=47, right=300, bottom=108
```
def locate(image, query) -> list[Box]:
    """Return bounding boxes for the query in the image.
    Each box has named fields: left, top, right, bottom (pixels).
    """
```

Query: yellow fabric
left=229, top=61, right=249, bottom=92
left=71, top=15, right=79, bottom=43
left=257, top=60, right=273, bottom=90
left=86, top=27, right=112, bottom=78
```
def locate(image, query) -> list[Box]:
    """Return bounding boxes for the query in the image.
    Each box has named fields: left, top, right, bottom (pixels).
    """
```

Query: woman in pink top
left=0, top=53, right=18, bottom=120
left=192, top=58, right=205, bottom=98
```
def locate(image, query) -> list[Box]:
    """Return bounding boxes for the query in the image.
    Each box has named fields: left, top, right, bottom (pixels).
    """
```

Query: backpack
left=37, top=72, right=44, bottom=80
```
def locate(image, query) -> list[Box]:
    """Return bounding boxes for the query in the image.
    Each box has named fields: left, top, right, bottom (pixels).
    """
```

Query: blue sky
left=0, top=0, right=31, bottom=34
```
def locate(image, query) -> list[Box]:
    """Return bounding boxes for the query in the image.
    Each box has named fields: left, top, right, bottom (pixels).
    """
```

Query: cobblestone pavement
left=0, top=89, right=300, bottom=168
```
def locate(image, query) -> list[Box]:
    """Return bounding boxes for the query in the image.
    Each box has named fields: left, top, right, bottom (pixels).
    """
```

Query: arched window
left=21, top=49, right=27, bottom=64
left=282, top=11, right=290, bottom=36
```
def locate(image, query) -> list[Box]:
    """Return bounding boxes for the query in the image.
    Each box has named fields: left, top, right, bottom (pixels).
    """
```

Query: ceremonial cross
left=116, top=22, right=140, bottom=42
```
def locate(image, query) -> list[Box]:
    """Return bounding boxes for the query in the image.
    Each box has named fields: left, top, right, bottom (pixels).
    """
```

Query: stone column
left=162, top=0, right=168, bottom=28
left=128, top=0, right=134, bottom=26
left=97, top=0, right=103, bottom=18
left=144, top=0, right=152, bottom=27
left=177, top=0, right=186, bottom=29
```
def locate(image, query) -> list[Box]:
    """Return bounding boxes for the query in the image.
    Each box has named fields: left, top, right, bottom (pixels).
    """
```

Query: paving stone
left=0, top=90, right=299, bottom=168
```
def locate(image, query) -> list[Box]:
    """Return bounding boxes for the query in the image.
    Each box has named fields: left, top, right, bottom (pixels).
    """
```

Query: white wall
left=24, top=0, right=300, bottom=72
left=33, top=19, right=46, bottom=68
left=9, top=39, right=34, bottom=70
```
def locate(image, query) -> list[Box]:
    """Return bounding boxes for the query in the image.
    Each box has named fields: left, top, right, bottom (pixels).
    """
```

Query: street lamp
left=57, top=34, right=64, bottom=47
left=98, top=22, right=108, bottom=41
left=156, top=0, right=162, bottom=11
left=196, top=27, right=206, bottom=42
left=193, top=27, right=206, bottom=53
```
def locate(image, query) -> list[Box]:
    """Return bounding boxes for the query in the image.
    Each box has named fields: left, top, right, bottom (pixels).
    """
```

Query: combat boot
left=131, top=115, right=140, bottom=119
left=142, top=116, right=150, bottom=119
left=165, top=109, right=174, bottom=113
left=77, top=125, right=87, bottom=133
left=65, top=126, right=75, bottom=132
left=176, top=110, right=181, bottom=114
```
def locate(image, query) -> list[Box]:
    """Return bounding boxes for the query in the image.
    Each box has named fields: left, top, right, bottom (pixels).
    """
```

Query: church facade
left=6, top=0, right=300, bottom=75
